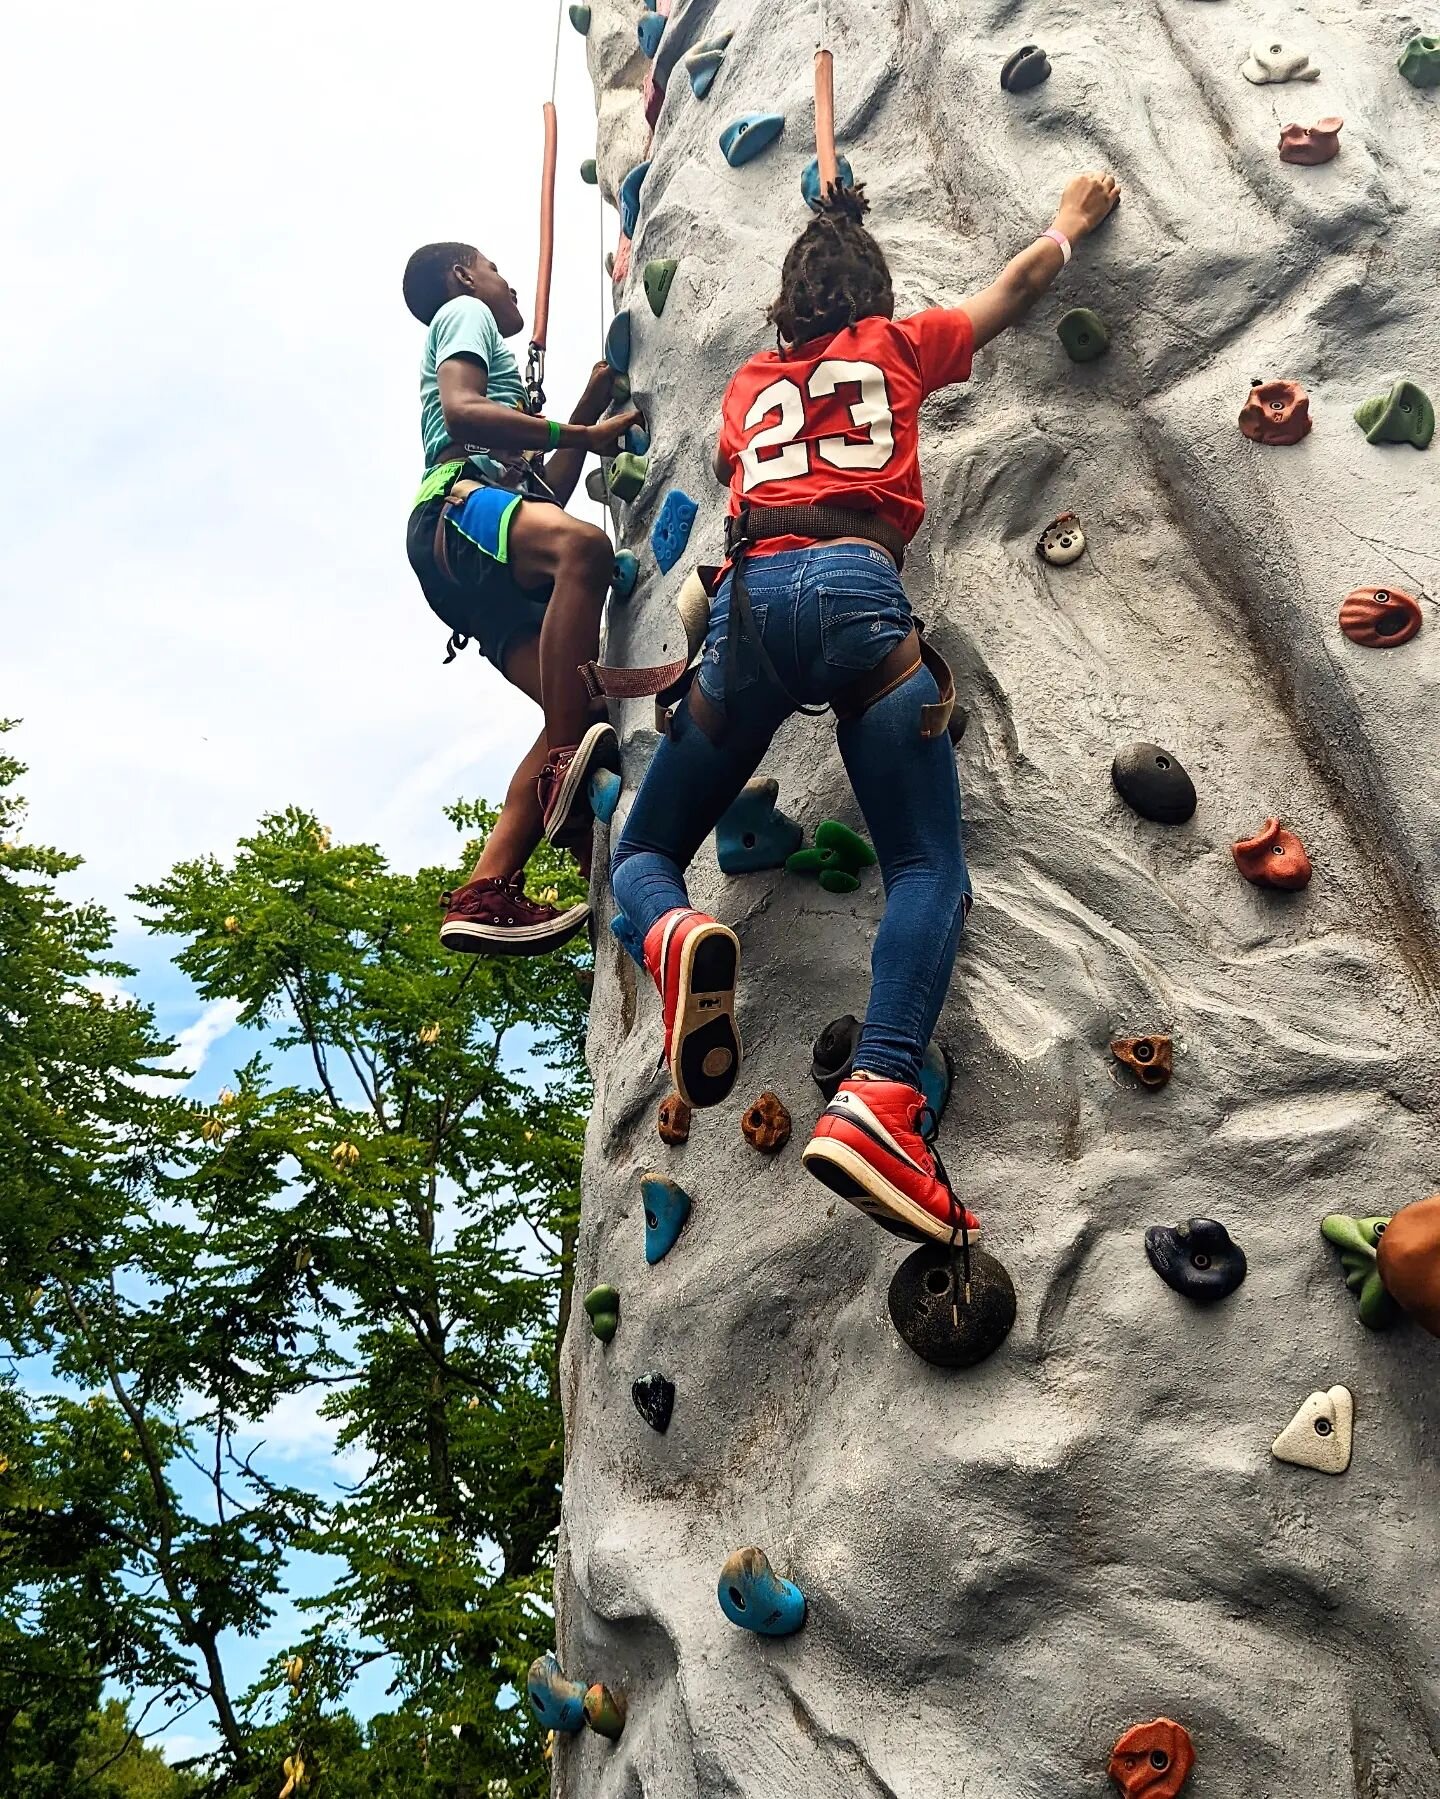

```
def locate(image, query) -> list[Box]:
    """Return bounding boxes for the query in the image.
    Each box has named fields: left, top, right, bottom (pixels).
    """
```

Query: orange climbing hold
left=1339, top=584, right=1423, bottom=648
left=1109, top=1718, right=1195, bottom=1796
left=741, top=1092, right=792, bottom=1154
left=1239, top=378, right=1313, bottom=446
left=1231, top=817, right=1312, bottom=890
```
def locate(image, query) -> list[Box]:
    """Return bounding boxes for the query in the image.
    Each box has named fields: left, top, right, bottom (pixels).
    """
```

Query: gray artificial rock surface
left=554, top=2, right=1440, bottom=1793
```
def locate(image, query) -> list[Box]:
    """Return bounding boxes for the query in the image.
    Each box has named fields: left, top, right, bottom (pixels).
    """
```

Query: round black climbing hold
left=888, top=1244, right=1016, bottom=1368
left=631, top=1372, right=675, bottom=1433
left=811, top=1015, right=861, bottom=1100
left=1145, top=1218, right=1247, bottom=1303
left=1001, top=44, right=1052, bottom=92
left=1111, top=742, right=1198, bottom=825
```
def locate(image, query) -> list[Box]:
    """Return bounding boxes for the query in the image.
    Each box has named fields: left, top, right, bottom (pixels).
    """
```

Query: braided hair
left=767, top=185, right=894, bottom=349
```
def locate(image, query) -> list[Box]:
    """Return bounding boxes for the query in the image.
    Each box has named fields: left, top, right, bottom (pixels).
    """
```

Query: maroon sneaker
left=539, top=722, right=621, bottom=845
left=439, top=875, right=589, bottom=956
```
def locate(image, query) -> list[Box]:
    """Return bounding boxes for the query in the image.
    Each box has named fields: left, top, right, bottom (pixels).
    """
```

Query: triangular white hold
left=1272, top=1385, right=1353, bottom=1475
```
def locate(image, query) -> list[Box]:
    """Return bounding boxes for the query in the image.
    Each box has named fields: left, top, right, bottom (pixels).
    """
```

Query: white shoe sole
left=801, top=1137, right=981, bottom=1246
left=543, top=723, right=620, bottom=844
left=440, top=901, right=590, bottom=956
left=666, top=918, right=741, bottom=1109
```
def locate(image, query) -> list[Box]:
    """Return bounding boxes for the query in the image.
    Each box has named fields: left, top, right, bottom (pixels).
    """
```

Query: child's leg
left=467, top=726, right=550, bottom=880
left=506, top=504, right=616, bottom=750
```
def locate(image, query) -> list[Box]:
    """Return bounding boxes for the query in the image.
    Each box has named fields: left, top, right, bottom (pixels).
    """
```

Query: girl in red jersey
left=611, top=172, right=1120, bottom=1246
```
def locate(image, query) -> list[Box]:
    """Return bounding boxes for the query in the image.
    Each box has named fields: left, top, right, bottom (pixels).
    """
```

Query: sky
left=2, top=0, right=608, bottom=1759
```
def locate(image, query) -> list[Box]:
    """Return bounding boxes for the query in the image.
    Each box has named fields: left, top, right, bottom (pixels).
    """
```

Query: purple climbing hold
left=651, top=490, right=699, bottom=574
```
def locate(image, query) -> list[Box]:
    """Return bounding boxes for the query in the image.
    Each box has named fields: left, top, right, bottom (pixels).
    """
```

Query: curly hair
left=402, top=242, right=478, bottom=326
left=766, top=185, right=894, bottom=348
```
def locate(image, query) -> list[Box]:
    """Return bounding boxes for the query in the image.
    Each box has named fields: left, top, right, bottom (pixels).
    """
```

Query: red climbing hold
left=1339, top=584, right=1423, bottom=648
left=1239, top=378, right=1313, bottom=446
left=1109, top=1719, right=1195, bottom=1796
left=1231, top=817, right=1312, bottom=891
left=1279, top=118, right=1343, bottom=165
left=657, top=1093, right=692, bottom=1145
left=741, top=1091, right=792, bottom=1155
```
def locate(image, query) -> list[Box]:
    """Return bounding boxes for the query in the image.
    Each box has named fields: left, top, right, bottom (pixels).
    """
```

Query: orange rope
left=532, top=99, right=559, bottom=352
left=814, top=49, right=839, bottom=192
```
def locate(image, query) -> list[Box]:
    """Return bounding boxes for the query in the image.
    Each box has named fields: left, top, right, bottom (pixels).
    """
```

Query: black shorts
left=406, top=472, right=552, bottom=672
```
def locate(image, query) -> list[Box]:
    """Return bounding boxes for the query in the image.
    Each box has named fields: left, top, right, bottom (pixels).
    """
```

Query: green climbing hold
left=1399, top=34, right=1440, bottom=88
left=1321, top=1214, right=1401, bottom=1330
left=644, top=258, right=678, bottom=317
left=786, top=820, right=877, bottom=895
left=611, top=372, right=631, bottom=403
left=569, top=4, right=591, bottom=34
left=607, top=452, right=648, bottom=503
left=583, top=1284, right=620, bottom=1343
left=1057, top=307, right=1110, bottom=363
left=583, top=1684, right=627, bottom=1741
left=1353, top=379, right=1434, bottom=449
left=580, top=158, right=598, bottom=185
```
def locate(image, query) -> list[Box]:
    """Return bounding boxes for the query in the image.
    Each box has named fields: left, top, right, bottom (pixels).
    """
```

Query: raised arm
left=960, top=172, right=1121, bottom=351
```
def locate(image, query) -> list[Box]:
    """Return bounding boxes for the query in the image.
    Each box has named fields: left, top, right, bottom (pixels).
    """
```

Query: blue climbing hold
left=610, top=910, right=646, bottom=967
left=716, top=777, right=803, bottom=873
left=568, top=4, right=591, bottom=35
left=611, top=551, right=639, bottom=599
left=528, top=1653, right=586, bottom=1733
left=605, top=310, right=631, bottom=376
left=637, top=12, right=664, bottom=56
left=641, top=1174, right=692, bottom=1264
left=589, top=768, right=622, bottom=826
left=918, top=1040, right=953, bottom=1126
left=802, top=153, right=855, bottom=211
left=717, top=1547, right=807, bottom=1637
left=687, top=32, right=733, bottom=99
left=720, top=114, right=785, bottom=169
left=651, top=490, right=699, bottom=575
left=620, top=161, right=651, bottom=238
left=626, top=423, right=651, bottom=457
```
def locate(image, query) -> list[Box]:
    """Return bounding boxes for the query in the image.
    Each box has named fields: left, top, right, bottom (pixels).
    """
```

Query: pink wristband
left=1041, top=227, right=1072, bottom=265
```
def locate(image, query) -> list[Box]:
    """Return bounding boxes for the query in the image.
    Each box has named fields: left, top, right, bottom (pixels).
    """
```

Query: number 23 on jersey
left=737, top=359, right=896, bottom=494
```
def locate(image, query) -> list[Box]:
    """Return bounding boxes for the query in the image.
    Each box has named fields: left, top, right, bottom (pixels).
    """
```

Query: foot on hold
left=1340, top=584, right=1423, bottom=647
left=588, top=767, right=623, bottom=827
left=1111, top=743, right=1197, bottom=824
left=583, top=1685, right=627, bottom=1741
left=657, top=1092, right=692, bottom=1144
left=1242, top=37, right=1320, bottom=84
left=1057, top=307, right=1110, bottom=363
left=539, top=722, right=621, bottom=845
left=631, top=1371, right=675, bottom=1432
left=786, top=819, right=877, bottom=894
left=642, top=908, right=741, bottom=1108
left=1109, top=1719, right=1196, bottom=1797
left=804, top=1079, right=982, bottom=1247
left=1001, top=44, right=1052, bottom=92
left=1272, top=1385, right=1353, bottom=1474
left=610, top=909, right=647, bottom=967
left=1321, top=1214, right=1399, bottom=1329
left=619, top=161, right=651, bottom=238
left=651, top=490, right=699, bottom=574
left=919, top=1040, right=953, bottom=1126
left=641, top=1172, right=692, bottom=1263
left=439, top=876, right=589, bottom=957
left=802, top=152, right=855, bottom=211
left=1279, top=119, right=1343, bottom=165
left=889, top=1241, right=1016, bottom=1368
left=810, top=1015, right=862, bottom=1099
left=583, top=1284, right=620, bottom=1344
left=1399, top=34, right=1440, bottom=88
left=1036, top=511, right=1086, bottom=565
left=720, top=113, right=785, bottom=169
left=1239, top=378, right=1312, bottom=446
left=1376, top=1193, right=1440, bottom=1337
left=1354, top=379, right=1434, bottom=449
left=527, top=1653, right=586, bottom=1733
left=611, top=550, right=639, bottom=600
left=644, top=258, right=678, bottom=317
left=568, top=3, right=591, bottom=33
left=1112, top=1035, right=1174, bottom=1088
left=607, top=453, right=649, bottom=503
left=717, top=1547, right=807, bottom=1636
left=741, top=1091, right=792, bottom=1154
left=717, top=776, right=803, bottom=874
left=1145, top=1218, right=1247, bottom=1303
left=687, top=33, right=733, bottom=99
left=1231, top=817, right=1312, bottom=890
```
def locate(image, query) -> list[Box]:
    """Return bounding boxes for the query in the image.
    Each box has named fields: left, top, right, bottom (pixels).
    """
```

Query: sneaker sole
left=543, top=723, right=621, bottom=845
left=669, top=922, right=741, bottom=1109
left=801, top=1137, right=981, bottom=1246
left=440, top=902, right=590, bottom=957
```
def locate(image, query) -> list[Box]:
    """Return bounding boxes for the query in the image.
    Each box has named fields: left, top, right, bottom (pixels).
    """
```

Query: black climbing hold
left=811, top=1015, right=862, bottom=1100
left=889, top=1244, right=1016, bottom=1368
left=1111, top=742, right=1197, bottom=825
left=631, top=1372, right=675, bottom=1433
left=1001, top=45, right=1051, bottom=92
left=1145, top=1218, right=1248, bottom=1304
left=568, top=4, right=591, bottom=35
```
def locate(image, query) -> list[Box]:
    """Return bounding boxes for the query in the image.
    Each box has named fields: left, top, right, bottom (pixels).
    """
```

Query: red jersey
left=717, top=308, right=975, bottom=557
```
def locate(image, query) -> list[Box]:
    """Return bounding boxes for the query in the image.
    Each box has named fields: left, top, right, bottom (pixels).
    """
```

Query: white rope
left=817, top=0, right=827, bottom=50
left=550, top=0, right=564, bottom=103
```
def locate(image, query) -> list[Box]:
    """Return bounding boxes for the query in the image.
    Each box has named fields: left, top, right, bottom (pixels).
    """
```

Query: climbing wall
left=557, top=1, right=1440, bottom=1792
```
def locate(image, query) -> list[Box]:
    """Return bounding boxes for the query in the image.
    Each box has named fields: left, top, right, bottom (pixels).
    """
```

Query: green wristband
left=547, top=418, right=562, bottom=449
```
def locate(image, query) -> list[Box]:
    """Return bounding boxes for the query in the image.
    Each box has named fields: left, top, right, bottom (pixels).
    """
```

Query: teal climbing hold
left=787, top=820, right=877, bottom=894
left=584, top=1284, right=620, bottom=1343
left=637, top=12, right=664, bottom=56
left=580, top=158, right=598, bottom=185
left=642, top=1174, right=692, bottom=1264
left=620, top=161, right=651, bottom=238
left=1354, top=379, right=1434, bottom=449
left=626, top=423, right=651, bottom=456
left=1057, top=308, right=1110, bottom=362
left=589, top=768, right=622, bottom=826
left=610, top=910, right=645, bottom=965
left=528, top=1653, right=586, bottom=1733
left=651, top=490, right=698, bottom=574
left=687, top=33, right=733, bottom=99
left=568, top=4, right=591, bottom=34
left=720, top=114, right=785, bottom=169
left=644, top=258, right=678, bottom=317
left=718, top=1547, right=807, bottom=1637
left=717, top=777, right=803, bottom=873
left=608, top=453, right=648, bottom=503
left=605, top=310, right=632, bottom=375
left=919, top=1039, right=953, bottom=1125
left=1399, top=34, right=1440, bottom=87
left=802, top=153, right=854, bottom=211
left=611, top=551, right=639, bottom=599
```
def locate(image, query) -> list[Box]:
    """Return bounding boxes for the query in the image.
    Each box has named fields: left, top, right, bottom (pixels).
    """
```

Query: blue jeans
left=611, top=544, right=971, bottom=1089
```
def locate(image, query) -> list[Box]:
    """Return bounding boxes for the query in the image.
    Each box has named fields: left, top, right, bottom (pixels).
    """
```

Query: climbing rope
left=814, top=1, right=839, bottom=193
left=526, top=0, right=566, bottom=414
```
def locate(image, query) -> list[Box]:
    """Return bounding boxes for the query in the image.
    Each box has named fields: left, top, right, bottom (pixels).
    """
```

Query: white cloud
left=232, top=1385, right=369, bottom=1482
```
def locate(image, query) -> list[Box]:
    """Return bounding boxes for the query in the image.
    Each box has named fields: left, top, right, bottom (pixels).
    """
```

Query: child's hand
left=1054, top=172, right=1121, bottom=242
left=585, top=409, right=645, bottom=455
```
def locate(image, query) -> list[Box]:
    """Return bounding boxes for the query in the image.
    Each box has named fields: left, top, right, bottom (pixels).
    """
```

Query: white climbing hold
left=1272, top=1385, right=1353, bottom=1475
left=1242, top=39, right=1321, bottom=84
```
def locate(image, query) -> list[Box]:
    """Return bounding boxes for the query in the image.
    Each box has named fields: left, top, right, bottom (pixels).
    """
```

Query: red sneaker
left=539, top=722, right=620, bottom=845
left=439, top=875, right=589, bottom=956
left=641, top=907, right=741, bottom=1108
left=802, top=1079, right=981, bottom=1245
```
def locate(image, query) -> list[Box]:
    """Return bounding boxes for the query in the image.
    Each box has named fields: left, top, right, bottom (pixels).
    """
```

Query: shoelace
left=917, top=1100, right=971, bottom=1321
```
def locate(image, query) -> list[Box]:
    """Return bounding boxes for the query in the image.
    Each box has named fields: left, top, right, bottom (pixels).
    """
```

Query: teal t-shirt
left=420, top=296, right=528, bottom=478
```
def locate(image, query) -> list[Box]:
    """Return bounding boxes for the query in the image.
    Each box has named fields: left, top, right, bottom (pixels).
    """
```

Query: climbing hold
left=741, top=1092, right=792, bottom=1155
left=657, top=1092, right=691, bottom=1145
left=1057, top=307, right=1110, bottom=363
left=619, top=161, right=651, bottom=238
left=1111, top=743, right=1197, bottom=825
left=717, top=777, right=804, bottom=875
left=720, top=113, right=785, bottom=169
left=637, top=11, right=664, bottom=56
left=1279, top=119, right=1343, bottom=166
left=810, top=1015, right=861, bottom=1100
left=582, top=1285, right=620, bottom=1343
left=801, top=152, right=855, bottom=211
left=580, top=157, right=598, bottom=184
left=568, top=3, right=591, bottom=34
left=1272, top=1385, right=1354, bottom=1475
left=1376, top=1193, right=1440, bottom=1337
left=625, top=423, right=651, bottom=456
left=1399, top=34, right=1440, bottom=88
left=607, top=453, right=649, bottom=504
left=641, top=1173, right=692, bottom=1264
left=611, top=550, right=639, bottom=600
left=1231, top=817, right=1312, bottom=891
left=631, top=1372, right=675, bottom=1433
left=889, top=1243, right=1017, bottom=1368
left=1321, top=1214, right=1400, bottom=1330
left=1036, top=511, right=1086, bottom=566
left=1111, top=1035, right=1174, bottom=1089
left=1239, top=378, right=1313, bottom=446
left=605, top=310, right=631, bottom=375
left=583, top=1685, right=627, bottom=1742
left=919, top=1040, right=953, bottom=1126
left=686, top=33, right=733, bottom=99
left=786, top=820, right=877, bottom=895
left=1339, top=584, right=1423, bottom=648
left=651, top=490, right=699, bottom=575
left=643, top=69, right=666, bottom=132
left=1354, top=379, right=1435, bottom=450
left=1145, top=1218, right=1247, bottom=1304
left=605, top=250, right=615, bottom=278
left=588, top=767, right=622, bottom=826
left=610, top=909, right=646, bottom=966
left=717, top=1547, right=807, bottom=1636
left=587, top=467, right=610, bottom=506
left=644, top=257, right=678, bottom=317
left=610, top=371, right=632, bottom=403
left=1108, top=1719, right=1196, bottom=1798
left=1001, top=44, right=1052, bottom=92
left=675, top=568, right=712, bottom=661
left=527, top=1653, right=586, bottom=1734
left=1242, top=38, right=1320, bottom=84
